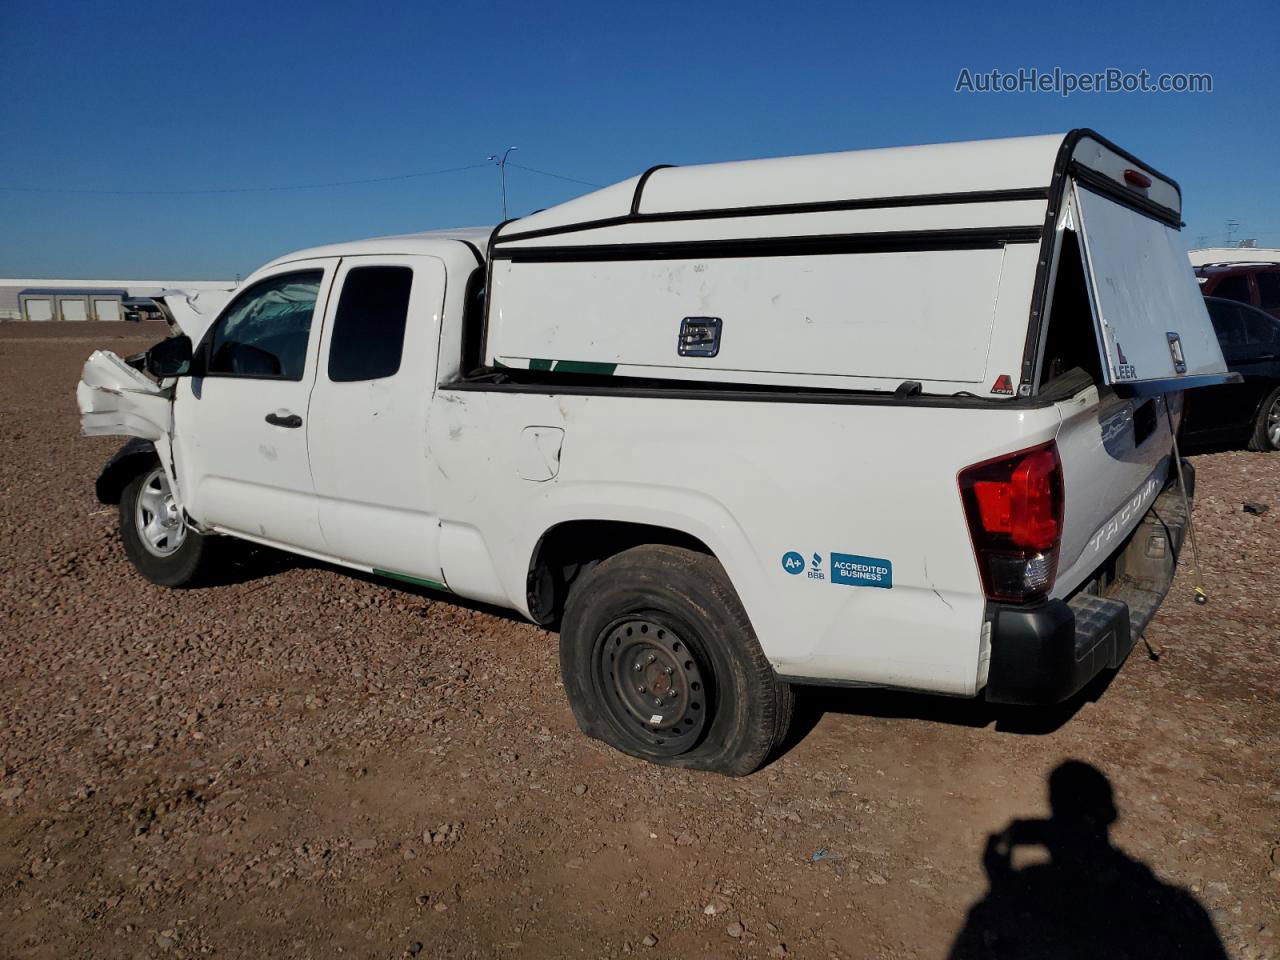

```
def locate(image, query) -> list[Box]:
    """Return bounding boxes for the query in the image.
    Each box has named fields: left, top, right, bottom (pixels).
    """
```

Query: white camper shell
left=486, top=130, right=1223, bottom=398
left=79, top=130, right=1231, bottom=776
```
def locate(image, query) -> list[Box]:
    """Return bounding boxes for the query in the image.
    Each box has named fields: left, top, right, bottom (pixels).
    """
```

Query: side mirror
left=146, top=335, right=193, bottom=378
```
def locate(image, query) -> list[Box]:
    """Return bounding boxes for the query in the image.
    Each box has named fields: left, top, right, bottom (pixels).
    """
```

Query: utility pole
left=487, top=146, right=518, bottom=220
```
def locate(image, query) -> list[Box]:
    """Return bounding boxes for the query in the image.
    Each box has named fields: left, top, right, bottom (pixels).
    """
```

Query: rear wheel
left=1248, top=386, right=1280, bottom=452
left=119, top=464, right=210, bottom=587
left=559, top=545, right=792, bottom=776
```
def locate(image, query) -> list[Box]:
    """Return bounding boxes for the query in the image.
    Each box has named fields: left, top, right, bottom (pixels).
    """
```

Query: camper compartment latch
left=678, top=317, right=723, bottom=358
left=1166, top=332, right=1187, bottom=375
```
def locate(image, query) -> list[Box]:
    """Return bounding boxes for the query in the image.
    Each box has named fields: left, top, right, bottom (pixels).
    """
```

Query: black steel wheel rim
left=593, top=617, right=710, bottom=755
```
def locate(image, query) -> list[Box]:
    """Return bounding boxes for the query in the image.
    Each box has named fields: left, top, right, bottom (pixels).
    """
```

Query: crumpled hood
left=155, top=287, right=235, bottom=343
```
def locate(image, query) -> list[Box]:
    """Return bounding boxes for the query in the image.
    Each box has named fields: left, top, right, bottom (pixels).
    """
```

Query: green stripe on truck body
left=373, top=568, right=450, bottom=592
left=551, top=360, right=618, bottom=375
left=514, top=358, right=618, bottom=375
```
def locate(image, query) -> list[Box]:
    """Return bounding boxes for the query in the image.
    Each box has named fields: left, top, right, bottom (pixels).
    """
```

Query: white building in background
left=0, top=278, right=235, bottom=321
left=1188, top=247, right=1280, bottom=267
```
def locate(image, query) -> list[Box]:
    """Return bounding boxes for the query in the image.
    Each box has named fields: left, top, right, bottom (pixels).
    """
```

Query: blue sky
left=2, top=0, right=1276, bottom=279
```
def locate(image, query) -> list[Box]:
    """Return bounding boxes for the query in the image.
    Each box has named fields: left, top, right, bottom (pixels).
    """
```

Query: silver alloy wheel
left=1269, top=396, right=1280, bottom=449
left=134, top=466, right=187, bottom=557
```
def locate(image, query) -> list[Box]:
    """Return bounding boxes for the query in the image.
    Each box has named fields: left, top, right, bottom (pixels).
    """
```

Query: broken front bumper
left=984, top=461, right=1194, bottom=705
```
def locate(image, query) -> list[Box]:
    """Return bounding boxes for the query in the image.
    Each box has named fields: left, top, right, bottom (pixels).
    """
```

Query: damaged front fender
left=77, top=349, right=174, bottom=441
left=78, top=350, right=184, bottom=508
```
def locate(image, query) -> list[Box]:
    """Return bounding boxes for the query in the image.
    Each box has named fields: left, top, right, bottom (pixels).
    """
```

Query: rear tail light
left=959, top=441, right=1064, bottom=603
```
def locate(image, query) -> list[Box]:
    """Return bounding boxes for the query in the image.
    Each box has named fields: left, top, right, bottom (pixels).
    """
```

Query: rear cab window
left=327, top=266, right=414, bottom=382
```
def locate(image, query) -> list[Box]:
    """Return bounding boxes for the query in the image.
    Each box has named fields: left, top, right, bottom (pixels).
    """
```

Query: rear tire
left=119, top=463, right=210, bottom=587
left=1248, top=386, right=1280, bottom=452
left=559, top=544, right=793, bottom=776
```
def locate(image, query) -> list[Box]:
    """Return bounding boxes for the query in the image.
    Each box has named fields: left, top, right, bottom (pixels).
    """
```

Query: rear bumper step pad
left=984, top=460, right=1192, bottom=705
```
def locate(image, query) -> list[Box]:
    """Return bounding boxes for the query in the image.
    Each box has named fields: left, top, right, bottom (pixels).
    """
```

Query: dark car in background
left=122, top=297, right=164, bottom=323
left=1195, top=261, right=1280, bottom=321
left=1181, top=296, right=1280, bottom=451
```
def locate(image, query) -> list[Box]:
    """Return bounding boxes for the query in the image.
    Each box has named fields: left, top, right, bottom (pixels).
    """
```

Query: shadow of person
left=948, top=761, right=1226, bottom=959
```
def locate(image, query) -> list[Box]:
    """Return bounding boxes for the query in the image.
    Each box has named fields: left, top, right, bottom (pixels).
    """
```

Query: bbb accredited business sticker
left=830, top=553, right=893, bottom=589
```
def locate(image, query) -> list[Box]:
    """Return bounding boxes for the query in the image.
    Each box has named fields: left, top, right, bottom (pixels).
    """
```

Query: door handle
left=264, top=411, right=303, bottom=428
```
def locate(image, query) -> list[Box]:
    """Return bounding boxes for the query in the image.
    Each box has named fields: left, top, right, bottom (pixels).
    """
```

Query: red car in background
left=1195, top=260, right=1280, bottom=321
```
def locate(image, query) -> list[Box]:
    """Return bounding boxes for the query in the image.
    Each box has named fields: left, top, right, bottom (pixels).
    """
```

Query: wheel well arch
left=526, top=519, right=713, bottom=626
left=1251, top=380, right=1280, bottom=419
left=95, top=438, right=159, bottom=505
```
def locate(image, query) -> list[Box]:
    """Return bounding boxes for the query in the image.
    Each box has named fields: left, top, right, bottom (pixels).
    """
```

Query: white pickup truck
left=80, top=130, right=1233, bottom=775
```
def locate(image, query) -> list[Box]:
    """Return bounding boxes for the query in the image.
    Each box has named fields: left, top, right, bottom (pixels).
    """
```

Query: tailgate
left=1052, top=388, right=1177, bottom=598
left=1048, top=147, right=1230, bottom=596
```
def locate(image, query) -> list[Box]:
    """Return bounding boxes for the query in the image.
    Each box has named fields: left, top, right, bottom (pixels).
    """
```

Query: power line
left=507, top=162, right=604, bottom=188
left=0, top=162, right=492, bottom=196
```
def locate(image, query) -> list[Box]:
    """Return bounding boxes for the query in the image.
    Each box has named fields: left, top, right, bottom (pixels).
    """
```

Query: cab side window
left=1244, top=309, right=1280, bottom=346
left=327, top=266, right=414, bottom=382
left=1207, top=300, right=1245, bottom=347
left=206, top=271, right=323, bottom=380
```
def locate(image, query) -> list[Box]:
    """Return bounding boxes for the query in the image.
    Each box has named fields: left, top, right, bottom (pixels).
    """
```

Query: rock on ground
left=0, top=324, right=1275, bottom=959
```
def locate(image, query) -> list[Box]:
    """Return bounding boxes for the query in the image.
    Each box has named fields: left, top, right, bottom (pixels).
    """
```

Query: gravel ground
left=1, top=323, right=1276, bottom=959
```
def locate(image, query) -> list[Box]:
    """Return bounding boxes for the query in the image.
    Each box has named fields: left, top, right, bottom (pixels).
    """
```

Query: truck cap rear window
left=1072, top=184, right=1227, bottom=388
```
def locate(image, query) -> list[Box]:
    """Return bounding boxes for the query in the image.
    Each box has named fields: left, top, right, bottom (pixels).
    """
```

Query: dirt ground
left=1, top=323, right=1276, bottom=959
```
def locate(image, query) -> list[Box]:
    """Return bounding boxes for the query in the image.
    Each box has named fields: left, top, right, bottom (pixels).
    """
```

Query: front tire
left=1248, top=386, right=1280, bottom=452
left=559, top=545, right=793, bottom=776
left=119, top=464, right=210, bottom=587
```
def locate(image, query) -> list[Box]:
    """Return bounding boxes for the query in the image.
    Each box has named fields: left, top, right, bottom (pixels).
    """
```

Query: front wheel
left=119, top=463, right=210, bottom=587
left=559, top=545, right=793, bottom=776
left=1248, top=386, right=1280, bottom=452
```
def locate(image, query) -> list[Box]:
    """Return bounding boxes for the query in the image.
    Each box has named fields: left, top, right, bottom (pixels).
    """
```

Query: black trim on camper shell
left=459, top=240, right=485, bottom=267
left=1066, top=128, right=1183, bottom=206
left=491, top=225, right=1042, bottom=264
left=630, top=164, right=675, bottom=215
left=1069, top=164, right=1182, bottom=228
left=1114, top=373, right=1241, bottom=397
left=472, top=218, right=519, bottom=378
left=1018, top=135, right=1079, bottom=392
left=498, top=186, right=1052, bottom=245
left=1017, top=128, right=1184, bottom=394
left=440, top=366, right=1096, bottom=412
